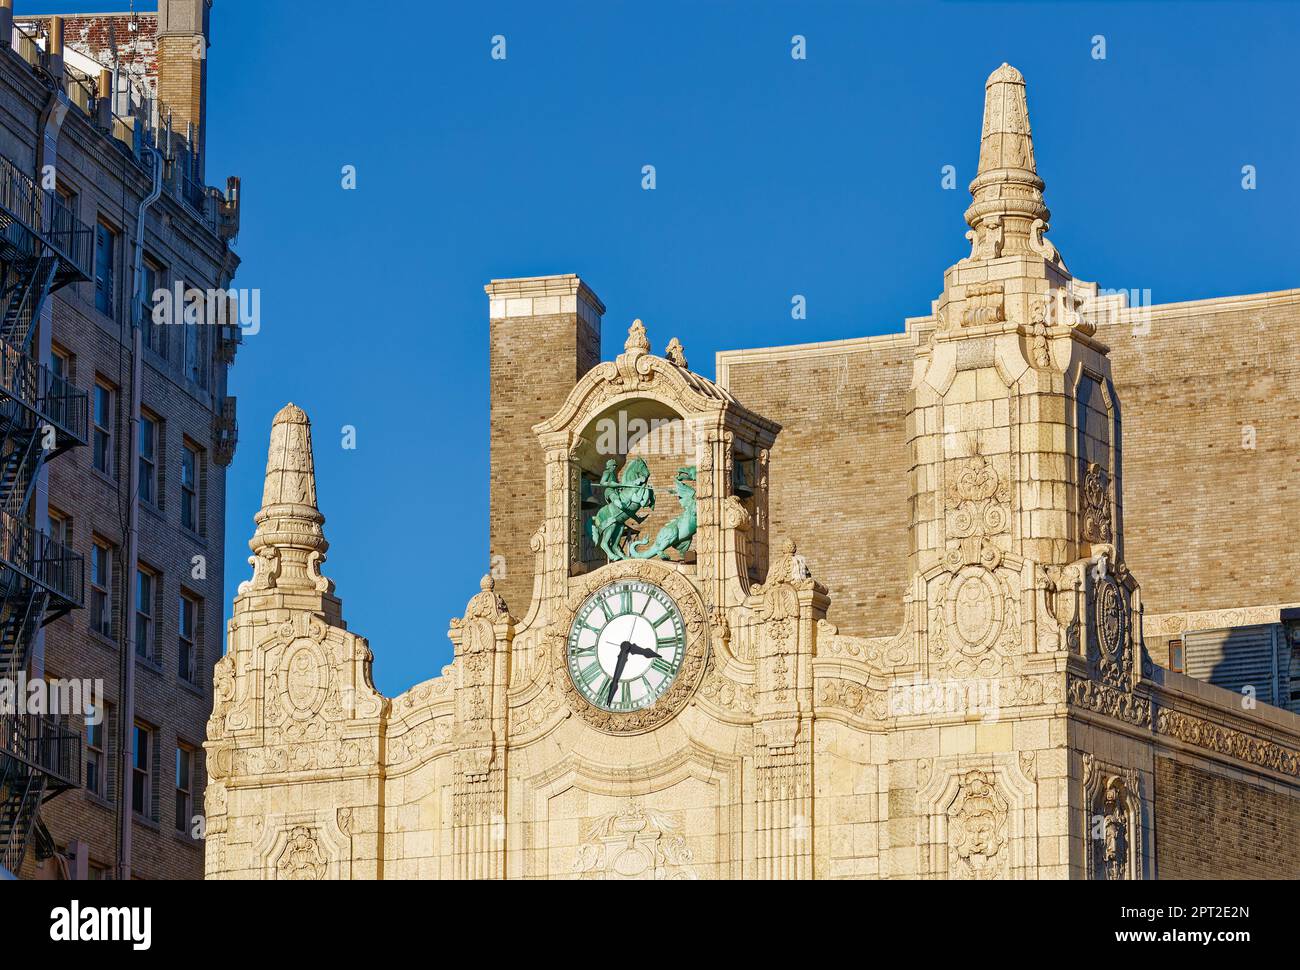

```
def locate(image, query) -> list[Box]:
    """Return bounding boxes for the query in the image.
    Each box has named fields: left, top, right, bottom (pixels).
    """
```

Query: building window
left=93, top=382, right=114, bottom=476
left=175, top=745, right=194, bottom=834
left=139, top=413, right=158, bottom=506
left=1168, top=639, right=1185, bottom=674
left=94, top=220, right=118, bottom=318
left=132, top=722, right=154, bottom=819
left=46, top=507, right=70, bottom=546
left=91, top=539, right=113, bottom=638
left=178, top=592, right=199, bottom=684
left=51, top=345, right=72, bottom=384
left=142, top=256, right=166, bottom=355
left=181, top=443, right=199, bottom=533
left=184, top=295, right=207, bottom=389
left=85, top=706, right=105, bottom=797
left=135, top=567, right=156, bottom=660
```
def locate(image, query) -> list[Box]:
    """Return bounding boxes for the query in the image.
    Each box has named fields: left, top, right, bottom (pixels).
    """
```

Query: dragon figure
left=590, top=457, right=655, bottom=561
left=629, top=466, right=697, bottom=560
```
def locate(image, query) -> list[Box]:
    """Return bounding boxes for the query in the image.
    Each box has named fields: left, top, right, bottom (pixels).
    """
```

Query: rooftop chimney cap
left=157, top=0, right=213, bottom=38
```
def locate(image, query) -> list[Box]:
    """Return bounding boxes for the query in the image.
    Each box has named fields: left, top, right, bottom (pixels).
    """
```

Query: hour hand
left=624, top=642, right=661, bottom=660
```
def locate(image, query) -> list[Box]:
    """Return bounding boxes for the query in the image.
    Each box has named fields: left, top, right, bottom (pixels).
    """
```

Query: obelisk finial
left=963, top=64, right=1054, bottom=261
left=245, top=402, right=333, bottom=594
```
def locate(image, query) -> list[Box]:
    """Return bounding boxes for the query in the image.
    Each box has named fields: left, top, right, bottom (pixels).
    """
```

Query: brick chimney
left=157, top=0, right=212, bottom=180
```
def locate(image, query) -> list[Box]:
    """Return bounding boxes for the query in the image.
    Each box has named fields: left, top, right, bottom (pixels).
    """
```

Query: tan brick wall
left=1153, top=756, right=1300, bottom=879
left=720, top=335, right=915, bottom=638
left=489, top=285, right=601, bottom=618
left=717, top=292, right=1300, bottom=638
left=156, top=33, right=206, bottom=161
left=1098, top=293, right=1300, bottom=616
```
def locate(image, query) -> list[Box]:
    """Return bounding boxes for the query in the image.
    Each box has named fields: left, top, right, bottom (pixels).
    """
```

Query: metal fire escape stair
left=0, top=152, right=91, bottom=877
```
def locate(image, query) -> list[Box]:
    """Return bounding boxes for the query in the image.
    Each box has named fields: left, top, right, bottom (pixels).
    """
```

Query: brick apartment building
left=0, top=0, right=240, bottom=880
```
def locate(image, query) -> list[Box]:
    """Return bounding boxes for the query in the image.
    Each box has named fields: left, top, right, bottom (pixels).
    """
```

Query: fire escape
left=0, top=152, right=91, bottom=875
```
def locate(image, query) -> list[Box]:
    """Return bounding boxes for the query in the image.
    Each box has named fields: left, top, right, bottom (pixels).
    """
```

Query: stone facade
left=207, top=64, right=1299, bottom=880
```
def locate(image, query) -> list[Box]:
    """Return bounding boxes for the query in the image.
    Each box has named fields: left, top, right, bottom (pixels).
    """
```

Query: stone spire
left=963, top=63, right=1057, bottom=262
left=245, top=402, right=334, bottom=595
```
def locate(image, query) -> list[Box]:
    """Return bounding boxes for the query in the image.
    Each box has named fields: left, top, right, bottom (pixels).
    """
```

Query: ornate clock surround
left=551, top=558, right=710, bottom=735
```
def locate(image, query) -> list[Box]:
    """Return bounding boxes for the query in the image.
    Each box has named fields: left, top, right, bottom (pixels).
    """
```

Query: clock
left=566, top=580, right=687, bottom=713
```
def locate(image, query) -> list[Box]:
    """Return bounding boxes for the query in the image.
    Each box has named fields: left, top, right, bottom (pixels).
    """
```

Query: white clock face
left=567, top=581, right=686, bottom=713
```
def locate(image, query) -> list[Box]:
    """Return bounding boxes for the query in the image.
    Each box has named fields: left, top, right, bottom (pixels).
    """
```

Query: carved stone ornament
left=571, top=801, right=698, bottom=880
left=1027, top=299, right=1052, bottom=368
left=275, top=826, right=328, bottom=881
left=945, top=453, right=1010, bottom=571
left=929, top=566, right=1021, bottom=678
left=664, top=337, right=689, bottom=370
left=1082, top=461, right=1112, bottom=543
left=549, top=559, right=709, bottom=735
left=960, top=282, right=1006, bottom=326
left=1092, top=574, right=1130, bottom=689
left=1082, top=758, right=1143, bottom=880
left=948, top=770, right=1009, bottom=880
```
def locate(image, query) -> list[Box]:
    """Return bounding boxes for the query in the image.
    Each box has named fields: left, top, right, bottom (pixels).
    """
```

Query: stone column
left=449, top=576, right=513, bottom=879
left=748, top=540, right=827, bottom=878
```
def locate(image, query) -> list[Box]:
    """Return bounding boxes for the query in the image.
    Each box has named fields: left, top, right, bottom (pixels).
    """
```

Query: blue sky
left=27, top=1, right=1299, bottom=695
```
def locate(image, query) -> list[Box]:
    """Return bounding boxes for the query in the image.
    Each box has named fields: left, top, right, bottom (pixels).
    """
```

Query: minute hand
left=606, top=642, right=634, bottom=706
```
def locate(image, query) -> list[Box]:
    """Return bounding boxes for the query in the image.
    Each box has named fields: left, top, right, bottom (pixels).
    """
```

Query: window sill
left=135, top=654, right=164, bottom=677
left=85, top=790, right=114, bottom=813
left=90, top=467, right=119, bottom=491
left=132, top=813, right=161, bottom=833
left=88, top=629, right=118, bottom=651
left=177, top=677, right=204, bottom=698
left=180, top=526, right=208, bottom=547
left=171, top=828, right=202, bottom=851
left=140, top=500, right=166, bottom=523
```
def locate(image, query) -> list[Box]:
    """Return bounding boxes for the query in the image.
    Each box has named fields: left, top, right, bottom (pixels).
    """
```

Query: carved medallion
left=1093, top=575, right=1129, bottom=688
left=286, top=646, right=326, bottom=715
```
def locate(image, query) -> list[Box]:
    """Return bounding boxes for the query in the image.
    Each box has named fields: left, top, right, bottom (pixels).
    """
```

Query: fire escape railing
left=0, top=148, right=90, bottom=876
left=0, top=155, right=94, bottom=288
left=0, top=712, right=82, bottom=873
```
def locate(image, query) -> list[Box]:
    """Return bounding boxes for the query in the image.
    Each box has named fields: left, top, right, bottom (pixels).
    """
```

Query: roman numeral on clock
left=579, top=662, right=605, bottom=688
left=657, top=634, right=682, bottom=653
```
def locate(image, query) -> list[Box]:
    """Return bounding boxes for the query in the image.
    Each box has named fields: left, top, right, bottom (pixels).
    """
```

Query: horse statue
left=629, top=466, right=697, bottom=560
left=590, top=457, right=655, bottom=560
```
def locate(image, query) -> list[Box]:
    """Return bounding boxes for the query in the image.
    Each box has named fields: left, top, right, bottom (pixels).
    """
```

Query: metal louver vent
left=1183, top=624, right=1281, bottom=708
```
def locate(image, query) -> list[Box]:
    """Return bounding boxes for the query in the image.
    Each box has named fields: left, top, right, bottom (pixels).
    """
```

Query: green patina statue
left=590, top=457, right=655, bottom=560
left=629, top=466, right=697, bottom=560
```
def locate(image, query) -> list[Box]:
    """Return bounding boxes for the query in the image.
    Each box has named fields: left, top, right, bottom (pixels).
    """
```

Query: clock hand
left=625, top=643, right=661, bottom=660
left=607, top=641, right=634, bottom=706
